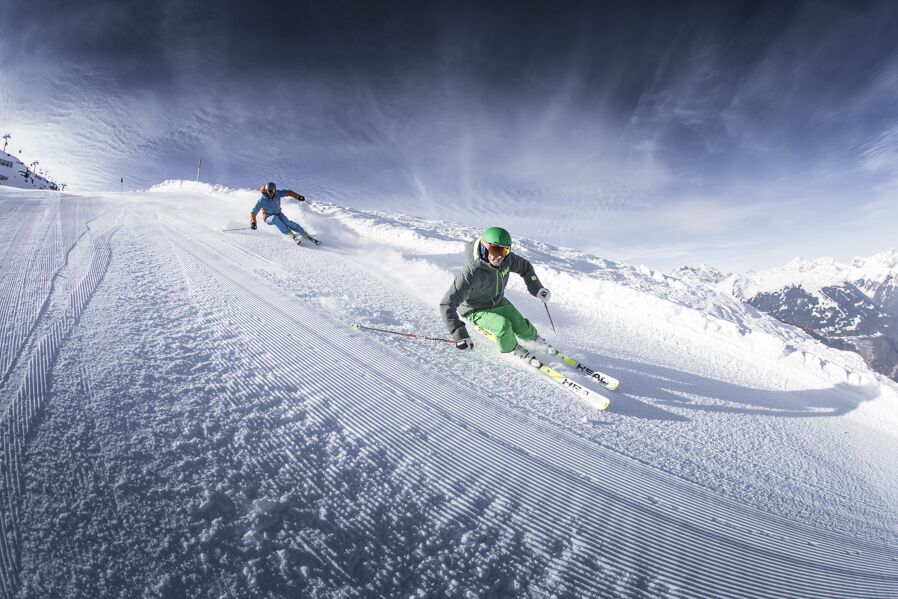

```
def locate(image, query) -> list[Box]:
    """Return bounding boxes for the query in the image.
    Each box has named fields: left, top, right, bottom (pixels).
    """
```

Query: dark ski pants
left=468, top=298, right=538, bottom=353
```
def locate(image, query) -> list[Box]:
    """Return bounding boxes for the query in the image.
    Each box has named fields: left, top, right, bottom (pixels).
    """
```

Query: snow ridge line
left=0, top=225, right=116, bottom=599
left=167, top=227, right=898, bottom=597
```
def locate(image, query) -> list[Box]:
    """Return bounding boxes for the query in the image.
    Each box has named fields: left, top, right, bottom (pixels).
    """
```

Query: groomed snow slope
left=0, top=182, right=896, bottom=598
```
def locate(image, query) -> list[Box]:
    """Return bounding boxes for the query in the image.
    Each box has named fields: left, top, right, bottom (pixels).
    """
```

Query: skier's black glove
left=250, top=221, right=257, bottom=230
left=297, top=194, right=306, bottom=202
left=455, top=338, right=474, bottom=350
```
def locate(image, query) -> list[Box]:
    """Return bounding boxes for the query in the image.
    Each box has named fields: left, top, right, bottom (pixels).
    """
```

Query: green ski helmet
left=481, top=226, right=512, bottom=248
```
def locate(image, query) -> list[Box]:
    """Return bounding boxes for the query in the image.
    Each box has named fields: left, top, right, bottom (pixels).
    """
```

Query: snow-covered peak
left=706, top=249, right=898, bottom=385
left=722, top=256, right=850, bottom=301
left=671, top=264, right=730, bottom=286
left=715, top=251, right=897, bottom=302
left=850, top=248, right=898, bottom=278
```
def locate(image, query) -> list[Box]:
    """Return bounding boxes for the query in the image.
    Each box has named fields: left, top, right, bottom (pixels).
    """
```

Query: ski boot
left=533, top=335, right=560, bottom=356
left=507, top=344, right=543, bottom=369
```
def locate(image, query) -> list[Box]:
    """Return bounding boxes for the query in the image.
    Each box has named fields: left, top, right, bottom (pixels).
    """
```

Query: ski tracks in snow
left=149, top=215, right=897, bottom=597
left=0, top=195, right=896, bottom=598
left=0, top=196, right=114, bottom=599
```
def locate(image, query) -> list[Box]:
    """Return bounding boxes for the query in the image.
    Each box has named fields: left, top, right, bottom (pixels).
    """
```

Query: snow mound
left=146, top=178, right=247, bottom=196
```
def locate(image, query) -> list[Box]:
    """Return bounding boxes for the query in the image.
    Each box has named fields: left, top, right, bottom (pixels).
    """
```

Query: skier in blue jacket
left=250, top=181, right=319, bottom=244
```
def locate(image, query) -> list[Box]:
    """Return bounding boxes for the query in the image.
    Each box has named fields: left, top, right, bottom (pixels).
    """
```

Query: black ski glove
left=455, top=338, right=474, bottom=350
left=250, top=221, right=257, bottom=230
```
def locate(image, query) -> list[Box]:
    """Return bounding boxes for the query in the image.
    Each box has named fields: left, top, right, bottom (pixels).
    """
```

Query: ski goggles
left=485, top=243, right=510, bottom=257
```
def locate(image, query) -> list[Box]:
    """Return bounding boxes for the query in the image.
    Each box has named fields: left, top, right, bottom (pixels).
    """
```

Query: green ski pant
left=467, top=298, right=538, bottom=353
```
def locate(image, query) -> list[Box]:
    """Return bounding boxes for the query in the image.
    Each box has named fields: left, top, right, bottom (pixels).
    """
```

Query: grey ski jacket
left=440, top=239, right=544, bottom=341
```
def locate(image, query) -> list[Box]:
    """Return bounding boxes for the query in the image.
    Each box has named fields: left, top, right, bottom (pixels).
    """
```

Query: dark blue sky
left=2, top=0, right=896, bottom=270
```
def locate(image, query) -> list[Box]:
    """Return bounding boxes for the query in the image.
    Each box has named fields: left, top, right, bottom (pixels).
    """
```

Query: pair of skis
left=350, top=322, right=620, bottom=411
left=538, top=341, right=620, bottom=391
left=222, top=226, right=322, bottom=246
left=472, top=326, right=618, bottom=410
left=287, top=230, right=321, bottom=246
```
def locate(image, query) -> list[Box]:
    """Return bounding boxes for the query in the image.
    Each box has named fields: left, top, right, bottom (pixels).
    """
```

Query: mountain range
left=675, top=251, right=898, bottom=382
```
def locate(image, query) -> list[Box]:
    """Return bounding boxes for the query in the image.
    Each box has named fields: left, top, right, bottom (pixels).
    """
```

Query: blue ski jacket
left=251, top=189, right=302, bottom=220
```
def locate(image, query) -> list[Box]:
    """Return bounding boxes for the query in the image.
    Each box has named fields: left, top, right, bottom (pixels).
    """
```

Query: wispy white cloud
left=861, top=124, right=898, bottom=175
left=3, top=0, right=898, bottom=273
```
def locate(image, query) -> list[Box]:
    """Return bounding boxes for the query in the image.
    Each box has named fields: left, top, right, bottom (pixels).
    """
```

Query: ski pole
left=544, top=303, right=557, bottom=334
left=305, top=199, right=327, bottom=213
left=351, top=323, right=454, bottom=344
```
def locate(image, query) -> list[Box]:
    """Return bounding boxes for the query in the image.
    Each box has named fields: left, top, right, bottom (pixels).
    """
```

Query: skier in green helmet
left=440, top=226, right=552, bottom=356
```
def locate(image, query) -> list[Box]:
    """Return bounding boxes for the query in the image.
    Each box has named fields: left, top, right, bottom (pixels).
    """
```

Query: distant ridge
left=676, top=250, right=898, bottom=382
